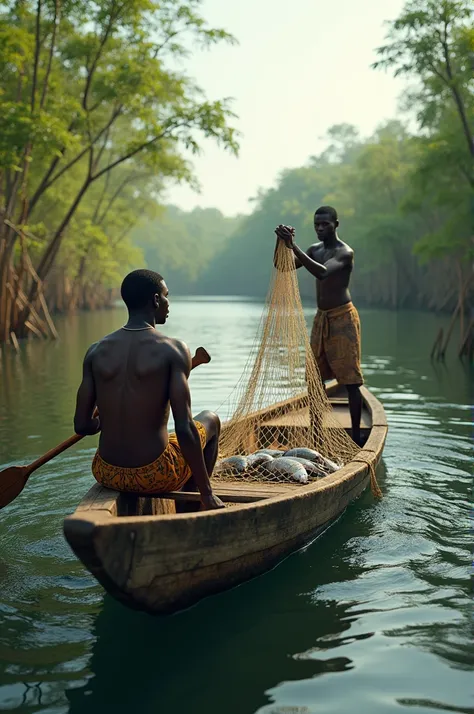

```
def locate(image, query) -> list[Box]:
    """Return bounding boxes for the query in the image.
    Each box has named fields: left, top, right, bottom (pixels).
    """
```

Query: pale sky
left=165, top=0, right=407, bottom=216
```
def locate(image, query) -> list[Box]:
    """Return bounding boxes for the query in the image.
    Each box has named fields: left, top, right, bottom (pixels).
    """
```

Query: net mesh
left=214, top=240, right=359, bottom=485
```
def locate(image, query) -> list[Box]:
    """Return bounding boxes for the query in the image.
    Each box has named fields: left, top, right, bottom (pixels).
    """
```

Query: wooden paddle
left=0, top=346, right=211, bottom=510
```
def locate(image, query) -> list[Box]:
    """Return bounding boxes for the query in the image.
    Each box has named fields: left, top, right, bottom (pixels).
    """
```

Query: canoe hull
left=63, top=384, right=387, bottom=614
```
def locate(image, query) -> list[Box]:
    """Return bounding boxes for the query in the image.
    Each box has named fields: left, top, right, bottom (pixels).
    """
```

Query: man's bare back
left=84, top=330, right=187, bottom=467
left=73, top=269, right=224, bottom=509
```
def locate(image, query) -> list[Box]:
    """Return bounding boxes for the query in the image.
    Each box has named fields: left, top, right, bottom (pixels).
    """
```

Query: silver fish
left=215, top=455, right=248, bottom=474
left=283, top=457, right=326, bottom=478
left=321, top=456, right=341, bottom=473
left=265, top=457, right=309, bottom=484
left=253, top=449, right=286, bottom=458
left=283, top=447, right=325, bottom=464
left=247, top=452, right=274, bottom=467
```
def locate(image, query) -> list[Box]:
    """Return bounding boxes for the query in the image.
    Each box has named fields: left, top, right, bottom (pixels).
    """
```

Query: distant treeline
left=132, top=206, right=243, bottom=294
left=139, top=116, right=471, bottom=313
left=1, top=0, right=471, bottom=348
left=137, top=0, right=473, bottom=315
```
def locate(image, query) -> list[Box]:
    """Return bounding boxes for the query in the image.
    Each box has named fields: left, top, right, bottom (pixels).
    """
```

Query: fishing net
left=214, top=239, right=360, bottom=485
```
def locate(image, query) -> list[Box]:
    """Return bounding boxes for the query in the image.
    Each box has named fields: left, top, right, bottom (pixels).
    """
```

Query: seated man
left=73, top=269, right=224, bottom=510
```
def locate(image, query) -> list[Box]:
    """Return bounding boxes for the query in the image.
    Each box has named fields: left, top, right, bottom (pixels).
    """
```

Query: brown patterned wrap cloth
left=310, top=301, right=363, bottom=385
left=92, top=419, right=207, bottom=493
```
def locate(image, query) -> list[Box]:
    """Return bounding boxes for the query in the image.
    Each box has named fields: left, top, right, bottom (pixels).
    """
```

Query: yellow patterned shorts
left=92, top=420, right=207, bottom=494
left=310, top=302, right=363, bottom=386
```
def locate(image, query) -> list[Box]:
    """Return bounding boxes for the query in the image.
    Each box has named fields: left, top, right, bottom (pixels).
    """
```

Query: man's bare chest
left=312, top=248, right=336, bottom=265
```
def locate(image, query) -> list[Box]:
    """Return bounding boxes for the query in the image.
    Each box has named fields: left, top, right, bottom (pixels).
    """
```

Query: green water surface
left=0, top=299, right=472, bottom=714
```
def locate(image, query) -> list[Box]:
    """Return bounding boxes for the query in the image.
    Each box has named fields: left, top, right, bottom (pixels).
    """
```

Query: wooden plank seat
left=162, top=481, right=298, bottom=503
left=74, top=481, right=298, bottom=521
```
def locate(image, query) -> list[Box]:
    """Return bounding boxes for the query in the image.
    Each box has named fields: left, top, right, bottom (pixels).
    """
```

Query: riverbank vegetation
left=1, top=0, right=472, bottom=356
left=202, top=0, right=473, bottom=357
left=0, top=0, right=238, bottom=344
left=170, top=1, right=473, bottom=356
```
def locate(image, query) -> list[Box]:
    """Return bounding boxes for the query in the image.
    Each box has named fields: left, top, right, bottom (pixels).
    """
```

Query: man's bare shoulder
left=135, top=334, right=190, bottom=371
left=132, top=332, right=190, bottom=367
left=307, top=242, right=324, bottom=257
left=91, top=329, right=125, bottom=348
left=336, top=238, right=354, bottom=258
left=85, top=329, right=124, bottom=358
left=164, top=337, right=191, bottom=371
left=83, top=340, right=99, bottom=363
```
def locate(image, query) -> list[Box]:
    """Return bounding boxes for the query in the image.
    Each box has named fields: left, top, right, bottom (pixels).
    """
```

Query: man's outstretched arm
left=275, top=225, right=352, bottom=279
left=291, top=243, right=352, bottom=280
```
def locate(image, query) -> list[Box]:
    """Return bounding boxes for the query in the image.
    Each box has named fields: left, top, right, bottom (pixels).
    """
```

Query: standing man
left=274, top=206, right=364, bottom=445
left=73, top=269, right=225, bottom=510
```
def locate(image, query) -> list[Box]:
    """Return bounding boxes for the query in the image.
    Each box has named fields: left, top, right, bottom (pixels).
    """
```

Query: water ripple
left=0, top=305, right=472, bottom=714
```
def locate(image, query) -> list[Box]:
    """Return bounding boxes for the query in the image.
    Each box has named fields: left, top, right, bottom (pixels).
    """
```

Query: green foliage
left=119, top=0, right=471, bottom=311
left=133, top=206, right=243, bottom=291
left=374, top=0, right=473, bottom=172
left=196, top=115, right=469, bottom=310
left=374, top=0, right=473, bottom=273
left=1, top=0, right=470, bottom=326
left=0, top=0, right=240, bottom=323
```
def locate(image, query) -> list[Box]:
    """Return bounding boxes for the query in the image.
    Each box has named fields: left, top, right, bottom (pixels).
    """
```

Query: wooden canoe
left=63, top=381, right=387, bottom=614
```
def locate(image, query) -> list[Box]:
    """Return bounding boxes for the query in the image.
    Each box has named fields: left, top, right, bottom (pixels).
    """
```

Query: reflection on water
left=0, top=300, right=472, bottom=714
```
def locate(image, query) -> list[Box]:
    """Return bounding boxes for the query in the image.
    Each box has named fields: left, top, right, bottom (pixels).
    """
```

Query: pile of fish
left=214, top=448, right=341, bottom=485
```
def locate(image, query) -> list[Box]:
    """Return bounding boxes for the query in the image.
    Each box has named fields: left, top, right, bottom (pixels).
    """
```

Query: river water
left=0, top=299, right=472, bottom=714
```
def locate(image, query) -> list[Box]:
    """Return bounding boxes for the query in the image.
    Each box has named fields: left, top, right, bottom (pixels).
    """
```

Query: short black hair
left=121, top=269, right=164, bottom=310
left=315, top=206, right=338, bottom=222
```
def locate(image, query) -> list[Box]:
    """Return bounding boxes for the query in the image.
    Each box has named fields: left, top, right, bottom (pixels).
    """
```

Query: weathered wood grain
left=63, top=385, right=387, bottom=614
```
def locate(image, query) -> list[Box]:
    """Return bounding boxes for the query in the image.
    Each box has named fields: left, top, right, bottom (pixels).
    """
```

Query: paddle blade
left=194, top=346, right=211, bottom=365
left=0, top=466, right=29, bottom=510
